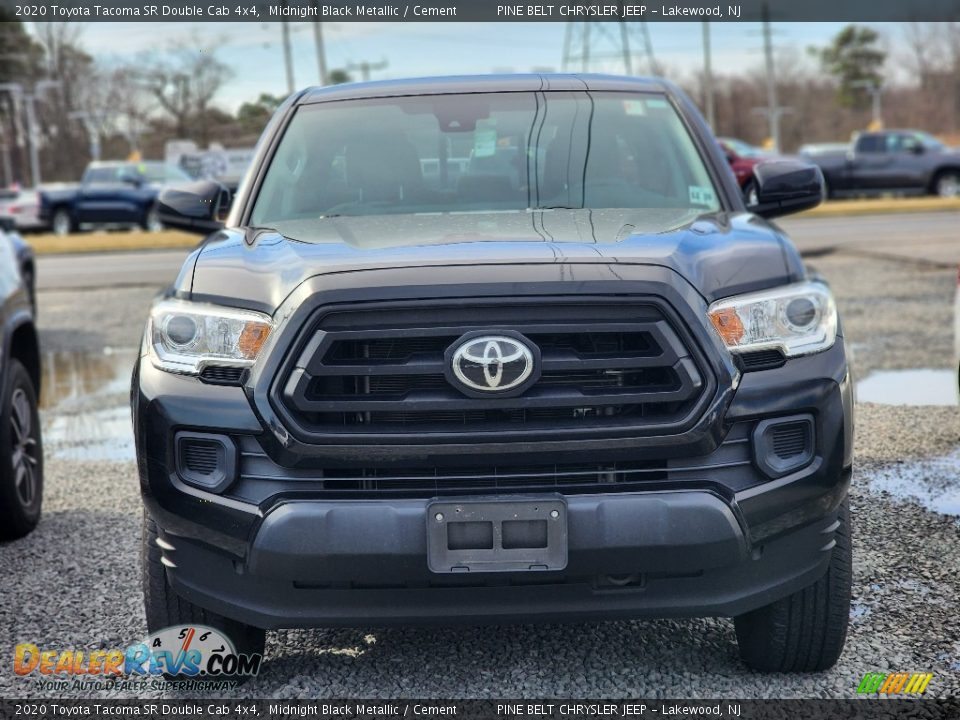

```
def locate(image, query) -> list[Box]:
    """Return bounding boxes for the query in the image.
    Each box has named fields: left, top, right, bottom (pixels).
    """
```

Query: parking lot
left=1, top=211, right=958, bottom=699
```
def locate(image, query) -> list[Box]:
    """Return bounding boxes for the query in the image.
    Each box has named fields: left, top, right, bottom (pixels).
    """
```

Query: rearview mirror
left=746, top=161, right=824, bottom=219
left=157, top=181, right=230, bottom=235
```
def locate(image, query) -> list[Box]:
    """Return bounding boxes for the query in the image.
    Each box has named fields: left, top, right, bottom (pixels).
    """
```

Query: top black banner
left=2, top=0, right=960, bottom=22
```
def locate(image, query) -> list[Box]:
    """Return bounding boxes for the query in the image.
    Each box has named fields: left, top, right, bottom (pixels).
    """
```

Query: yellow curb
left=801, top=197, right=960, bottom=217
left=26, top=230, right=199, bottom=255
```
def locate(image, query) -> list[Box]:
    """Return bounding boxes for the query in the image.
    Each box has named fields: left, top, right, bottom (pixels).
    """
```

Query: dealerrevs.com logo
left=14, top=625, right=262, bottom=691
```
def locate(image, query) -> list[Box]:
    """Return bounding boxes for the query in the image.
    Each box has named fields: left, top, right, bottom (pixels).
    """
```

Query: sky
left=34, top=21, right=900, bottom=111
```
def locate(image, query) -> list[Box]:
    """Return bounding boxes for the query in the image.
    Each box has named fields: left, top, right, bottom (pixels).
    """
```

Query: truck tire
left=0, top=359, right=43, bottom=540
left=51, top=208, right=74, bottom=236
left=141, top=513, right=266, bottom=669
left=933, top=170, right=960, bottom=198
left=734, top=499, right=852, bottom=672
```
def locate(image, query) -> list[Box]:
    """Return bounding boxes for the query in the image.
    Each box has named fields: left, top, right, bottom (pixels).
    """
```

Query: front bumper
left=134, top=331, right=853, bottom=629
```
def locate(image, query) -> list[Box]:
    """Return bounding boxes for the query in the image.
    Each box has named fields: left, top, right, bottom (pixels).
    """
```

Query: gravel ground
left=0, top=252, right=958, bottom=700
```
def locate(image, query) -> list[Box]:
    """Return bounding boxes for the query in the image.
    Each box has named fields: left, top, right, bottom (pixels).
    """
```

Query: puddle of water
left=44, top=406, right=134, bottom=461
left=856, top=368, right=957, bottom=406
left=40, top=348, right=138, bottom=461
left=40, top=347, right=135, bottom=410
left=868, top=451, right=960, bottom=518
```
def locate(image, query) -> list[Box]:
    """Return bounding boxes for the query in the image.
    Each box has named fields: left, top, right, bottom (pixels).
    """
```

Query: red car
left=718, top=137, right=772, bottom=200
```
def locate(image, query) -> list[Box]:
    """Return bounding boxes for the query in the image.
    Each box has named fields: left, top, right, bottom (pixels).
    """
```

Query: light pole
left=852, top=80, right=883, bottom=129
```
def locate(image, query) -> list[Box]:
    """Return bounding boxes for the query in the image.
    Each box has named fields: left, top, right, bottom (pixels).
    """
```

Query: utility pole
left=346, top=58, right=388, bottom=82
left=312, top=21, right=328, bottom=85
left=0, top=81, right=57, bottom=187
left=852, top=80, right=883, bottom=129
left=761, top=3, right=781, bottom=152
left=69, top=111, right=105, bottom=162
left=561, top=19, right=659, bottom=75
left=281, top=16, right=295, bottom=93
left=702, top=22, right=715, bottom=129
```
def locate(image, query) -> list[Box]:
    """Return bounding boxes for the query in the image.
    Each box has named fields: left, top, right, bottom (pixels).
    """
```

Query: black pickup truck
left=805, top=129, right=960, bottom=198
left=136, top=74, right=853, bottom=674
left=38, top=161, right=192, bottom=236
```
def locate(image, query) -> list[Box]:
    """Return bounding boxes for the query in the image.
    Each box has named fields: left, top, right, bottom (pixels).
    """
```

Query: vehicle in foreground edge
left=0, top=218, right=42, bottom=539
left=135, top=74, right=854, bottom=672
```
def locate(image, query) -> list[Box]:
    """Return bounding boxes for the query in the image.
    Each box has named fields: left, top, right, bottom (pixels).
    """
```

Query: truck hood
left=187, top=209, right=801, bottom=311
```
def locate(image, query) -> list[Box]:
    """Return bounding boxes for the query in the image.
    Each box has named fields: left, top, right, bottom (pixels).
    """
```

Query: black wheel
left=141, top=513, right=266, bottom=675
left=742, top=179, right=759, bottom=206
left=734, top=499, right=852, bottom=672
left=51, top=208, right=73, bottom=236
left=0, top=359, right=43, bottom=540
left=933, top=171, right=960, bottom=198
left=142, top=204, right=163, bottom=232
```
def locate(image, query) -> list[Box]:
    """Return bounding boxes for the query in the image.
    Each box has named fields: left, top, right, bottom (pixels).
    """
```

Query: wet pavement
left=857, top=368, right=958, bottom=406
left=867, top=451, right=960, bottom=520
left=39, top=348, right=137, bottom=461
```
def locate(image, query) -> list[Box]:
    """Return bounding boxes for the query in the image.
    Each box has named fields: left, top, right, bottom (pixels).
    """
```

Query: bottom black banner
left=2, top=699, right=959, bottom=720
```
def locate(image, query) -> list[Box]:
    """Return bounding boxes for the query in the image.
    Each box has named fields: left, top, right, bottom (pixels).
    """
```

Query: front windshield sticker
left=689, top=185, right=717, bottom=206
left=622, top=100, right=646, bottom=116
left=473, top=128, right=498, bottom=158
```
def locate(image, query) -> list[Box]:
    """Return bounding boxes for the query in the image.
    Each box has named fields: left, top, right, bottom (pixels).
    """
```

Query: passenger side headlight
left=708, top=281, right=837, bottom=357
left=148, top=299, right=273, bottom=375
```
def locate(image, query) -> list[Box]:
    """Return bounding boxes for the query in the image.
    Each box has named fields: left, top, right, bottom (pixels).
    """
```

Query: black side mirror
left=909, top=143, right=924, bottom=155
left=746, top=160, right=824, bottom=219
left=0, top=216, right=15, bottom=232
left=157, top=181, right=231, bottom=235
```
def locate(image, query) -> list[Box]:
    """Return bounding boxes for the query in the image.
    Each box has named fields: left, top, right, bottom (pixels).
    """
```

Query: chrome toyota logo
left=450, top=335, right=535, bottom=393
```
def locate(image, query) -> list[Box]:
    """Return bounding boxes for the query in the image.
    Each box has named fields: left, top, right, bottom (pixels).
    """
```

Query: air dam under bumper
left=158, top=489, right=844, bottom=629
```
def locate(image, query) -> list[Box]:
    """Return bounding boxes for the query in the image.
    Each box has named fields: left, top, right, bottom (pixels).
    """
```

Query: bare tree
left=142, top=38, right=233, bottom=143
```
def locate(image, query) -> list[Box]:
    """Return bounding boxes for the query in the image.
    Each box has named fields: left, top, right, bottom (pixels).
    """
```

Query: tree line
left=0, top=19, right=957, bottom=186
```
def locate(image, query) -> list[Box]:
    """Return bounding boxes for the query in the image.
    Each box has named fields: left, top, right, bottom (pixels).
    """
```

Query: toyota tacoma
left=134, top=75, right=854, bottom=672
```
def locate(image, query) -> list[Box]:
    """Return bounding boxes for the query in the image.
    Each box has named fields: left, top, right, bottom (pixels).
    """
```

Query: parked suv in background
left=0, top=220, right=42, bottom=539
left=136, top=75, right=853, bottom=672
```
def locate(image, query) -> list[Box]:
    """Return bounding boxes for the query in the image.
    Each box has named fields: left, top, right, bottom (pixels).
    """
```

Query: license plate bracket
left=426, top=497, right=568, bottom=573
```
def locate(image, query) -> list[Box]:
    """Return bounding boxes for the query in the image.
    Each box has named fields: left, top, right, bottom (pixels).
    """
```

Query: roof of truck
left=299, top=73, right=672, bottom=105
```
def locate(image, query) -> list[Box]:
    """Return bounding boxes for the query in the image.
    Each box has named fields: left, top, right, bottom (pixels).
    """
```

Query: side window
left=857, top=135, right=885, bottom=153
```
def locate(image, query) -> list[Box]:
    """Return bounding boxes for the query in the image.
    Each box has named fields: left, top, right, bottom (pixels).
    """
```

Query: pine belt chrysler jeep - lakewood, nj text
left=136, top=75, right=854, bottom=672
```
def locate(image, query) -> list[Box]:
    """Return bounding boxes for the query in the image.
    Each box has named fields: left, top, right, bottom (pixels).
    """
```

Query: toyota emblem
left=448, top=334, right=537, bottom=394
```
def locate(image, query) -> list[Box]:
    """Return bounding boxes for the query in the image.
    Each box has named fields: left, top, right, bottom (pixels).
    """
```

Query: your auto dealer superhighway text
left=498, top=5, right=740, bottom=17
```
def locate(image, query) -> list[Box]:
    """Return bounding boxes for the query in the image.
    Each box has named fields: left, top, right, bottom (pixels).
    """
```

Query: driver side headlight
left=708, top=281, right=837, bottom=357
left=148, top=299, right=274, bottom=375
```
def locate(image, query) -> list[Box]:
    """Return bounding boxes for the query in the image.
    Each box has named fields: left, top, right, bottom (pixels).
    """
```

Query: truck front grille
left=275, top=298, right=710, bottom=441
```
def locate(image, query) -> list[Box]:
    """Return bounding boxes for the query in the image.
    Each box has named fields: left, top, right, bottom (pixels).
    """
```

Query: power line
left=561, top=20, right=659, bottom=76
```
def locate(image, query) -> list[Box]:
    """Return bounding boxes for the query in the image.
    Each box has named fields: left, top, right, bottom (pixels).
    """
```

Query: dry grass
left=26, top=229, right=199, bottom=255
left=804, top=196, right=960, bottom=217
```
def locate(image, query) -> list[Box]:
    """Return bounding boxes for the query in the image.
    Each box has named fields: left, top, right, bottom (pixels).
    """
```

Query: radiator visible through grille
left=275, top=299, right=710, bottom=440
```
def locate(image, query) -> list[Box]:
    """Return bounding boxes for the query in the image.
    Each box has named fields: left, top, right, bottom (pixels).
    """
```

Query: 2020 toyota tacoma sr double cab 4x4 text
left=134, top=75, right=854, bottom=672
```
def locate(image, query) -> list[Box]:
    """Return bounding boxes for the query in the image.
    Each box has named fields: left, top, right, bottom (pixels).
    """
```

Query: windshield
left=250, top=91, right=721, bottom=229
